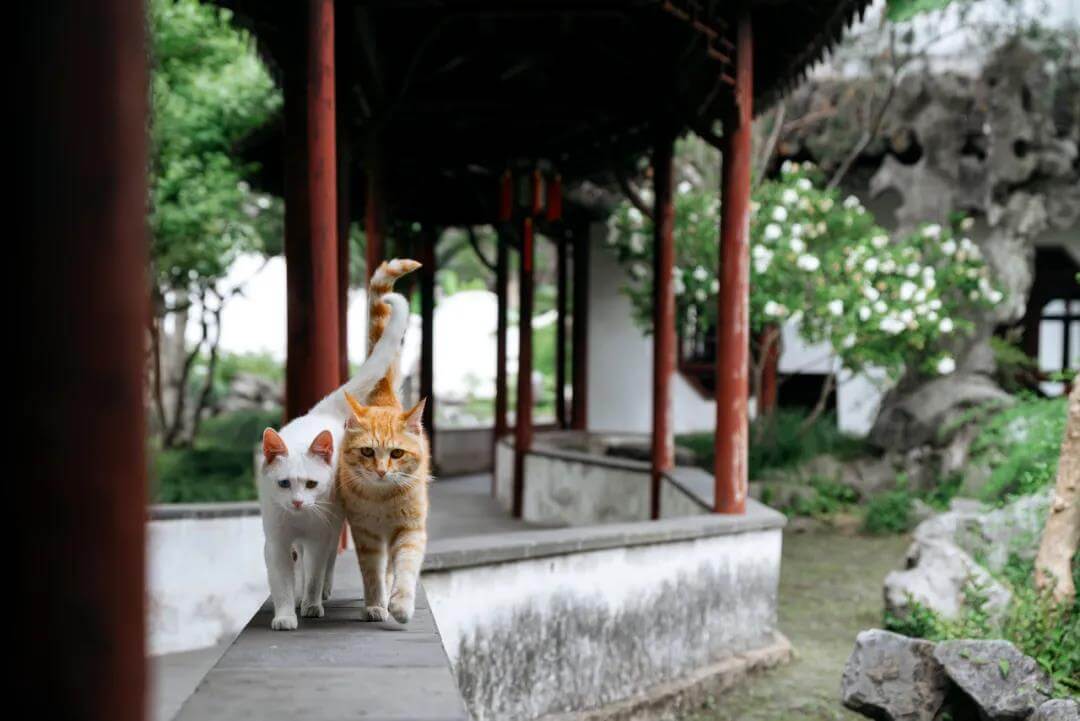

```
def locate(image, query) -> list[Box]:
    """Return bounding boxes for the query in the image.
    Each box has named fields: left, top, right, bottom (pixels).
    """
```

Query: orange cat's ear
left=308, top=430, right=334, bottom=465
left=403, top=398, right=426, bottom=433
left=262, top=428, right=288, bottom=466
left=345, top=415, right=361, bottom=431
left=344, top=391, right=367, bottom=417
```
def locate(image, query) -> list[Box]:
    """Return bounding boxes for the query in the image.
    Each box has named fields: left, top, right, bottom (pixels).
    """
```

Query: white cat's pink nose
left=291, top=500, right=304, bottom=509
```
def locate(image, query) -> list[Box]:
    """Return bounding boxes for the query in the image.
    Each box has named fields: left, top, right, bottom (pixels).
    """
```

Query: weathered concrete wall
left=439, top=427, right=495, bottom=476
left=147, top=508, right=267, bottom=655
left=423, top=509, right=785, bottom=721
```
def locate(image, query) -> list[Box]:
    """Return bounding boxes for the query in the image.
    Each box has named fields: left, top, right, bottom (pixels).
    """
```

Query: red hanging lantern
left=545, top=173, right=563, bottom=222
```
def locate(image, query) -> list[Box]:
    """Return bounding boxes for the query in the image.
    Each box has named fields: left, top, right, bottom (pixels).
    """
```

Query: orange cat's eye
left=390, top=449, right=404, bottom=459
left=360, top=447, right=375, bottom=458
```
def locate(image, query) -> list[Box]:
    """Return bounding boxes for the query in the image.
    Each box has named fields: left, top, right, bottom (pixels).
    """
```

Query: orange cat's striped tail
left=367, top=258, right=421, bottom=407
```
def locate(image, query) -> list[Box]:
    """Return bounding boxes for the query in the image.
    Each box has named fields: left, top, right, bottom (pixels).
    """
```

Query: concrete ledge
left=424, top=498, right=785, bottom=571
left=150, top=502, right=260, bottom=521
left=541, top=633, right=792, bottom=721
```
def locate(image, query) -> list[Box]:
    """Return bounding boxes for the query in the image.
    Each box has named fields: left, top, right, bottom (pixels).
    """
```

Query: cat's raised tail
left=366, top=259, right=421, bottom=407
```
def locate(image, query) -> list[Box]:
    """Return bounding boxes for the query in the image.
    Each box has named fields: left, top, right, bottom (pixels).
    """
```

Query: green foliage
left=149, top=0, right=282, bottom=292
left=886, top=0, right=960, bottom=22
left=152, top=408, right=281, bottom=502
left=971, top=395, right=1067, bottom=504
left=607, top=162, right=1001, bottom=382
left=786, top=477, right=860, bottom=518
left=863, top=490, right=915, bottom=534
left=678, top=408, right=868, bottom=480
left=886, top=556, right=1080, bottom=697
left=990, top=335, right=1041, bottom=394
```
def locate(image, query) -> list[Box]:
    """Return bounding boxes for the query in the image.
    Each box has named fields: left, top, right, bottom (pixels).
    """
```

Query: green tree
left=148, top=0, right=282, bottom=447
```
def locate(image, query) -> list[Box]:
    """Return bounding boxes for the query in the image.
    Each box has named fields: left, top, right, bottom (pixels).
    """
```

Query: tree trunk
left=1034, top=382, right=1079, bottom=605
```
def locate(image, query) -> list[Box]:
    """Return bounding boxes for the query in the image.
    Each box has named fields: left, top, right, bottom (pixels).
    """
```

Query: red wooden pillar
left=285, top=0, right=340, bottom=421
left=493, top=230, right=510, bottom=486
left=555, top=235, right=569, bottom=428
left=651, top=135, right=677, bottom=520
left=715, top=9, right=753, bottom=514
left=419, top=229, right=437, bottom=463
left=512, top=217, right=536, bottom=518
left=570, top=222, right=590, bottom=430
left=24, top=1, right=149, bottom=717
left=759, top=325, right=780, bottom=416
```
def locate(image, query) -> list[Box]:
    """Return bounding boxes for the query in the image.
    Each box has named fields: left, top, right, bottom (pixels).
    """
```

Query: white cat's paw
left=301, top=601, right=324, bottom=618
left=388, top=594, right=414, bottom=624
left=360, top=605, right=388, bottom=622
left=271, top=614, right=298, bottom=631
left=322, top=582, right=333, bottom=601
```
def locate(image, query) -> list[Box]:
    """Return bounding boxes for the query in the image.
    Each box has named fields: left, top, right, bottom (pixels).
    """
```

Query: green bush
left=863, top=490, right=914, bottom=534
left=971, top=395, right=1066, bottom=504
left=151, top=407, right=281, bottom=503
left=886, top=556, right=1079, bottom=697
left=678, top=408, right=868, bottom=480
left=786, top=476, right=860, bottom=518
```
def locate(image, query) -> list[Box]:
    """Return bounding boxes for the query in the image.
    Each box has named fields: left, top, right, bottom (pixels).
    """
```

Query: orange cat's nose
left=376, top=469, right=387, bottom=478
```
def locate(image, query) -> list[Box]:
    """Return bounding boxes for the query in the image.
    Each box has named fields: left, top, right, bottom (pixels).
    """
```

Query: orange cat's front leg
left=353, top=527, right=388, bottom=621
left=388, top=527, right=427, bottom=624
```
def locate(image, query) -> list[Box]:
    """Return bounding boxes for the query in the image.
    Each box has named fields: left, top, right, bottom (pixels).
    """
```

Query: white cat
left=257, top=279, right=414, bottom=630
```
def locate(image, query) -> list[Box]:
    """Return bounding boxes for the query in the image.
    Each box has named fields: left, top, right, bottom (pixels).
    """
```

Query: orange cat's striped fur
left=337, top=259, right=430, bottom=624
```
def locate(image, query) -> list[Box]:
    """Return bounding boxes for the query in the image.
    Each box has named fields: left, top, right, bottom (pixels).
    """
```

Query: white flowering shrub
left=605, top=161, right=1002, bottom=380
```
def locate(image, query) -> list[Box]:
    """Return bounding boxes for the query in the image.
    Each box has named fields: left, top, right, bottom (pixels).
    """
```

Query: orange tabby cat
left=336, top=259, right=430, bottom=623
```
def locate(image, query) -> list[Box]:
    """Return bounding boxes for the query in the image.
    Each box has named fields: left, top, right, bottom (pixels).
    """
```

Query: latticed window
left=1038, top=298, right=1080, bottom=396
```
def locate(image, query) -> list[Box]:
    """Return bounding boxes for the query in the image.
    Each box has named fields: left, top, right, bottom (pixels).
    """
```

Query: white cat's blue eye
left=277, top=479, right=290, bottom=489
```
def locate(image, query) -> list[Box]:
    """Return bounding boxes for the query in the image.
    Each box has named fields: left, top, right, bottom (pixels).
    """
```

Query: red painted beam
left=513, top=217, right=536, bottom=518
left=285, top=0, right=340, bottom=420
left=715, top=9, right=753, bottom=515
left=24, top=1, right=149, bottom=717
left=651, top=135, right=677, bottom=520
left=570, top=222, right=591, bottom=430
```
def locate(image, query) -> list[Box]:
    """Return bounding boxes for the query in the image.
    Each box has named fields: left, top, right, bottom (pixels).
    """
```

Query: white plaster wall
left=587, top=224, right=717, bottom=434
left=522, top=454, right=651, bottom=524
left=146, top=516, right=267, bottom=656
left=423, top=528, right=782, bottom=720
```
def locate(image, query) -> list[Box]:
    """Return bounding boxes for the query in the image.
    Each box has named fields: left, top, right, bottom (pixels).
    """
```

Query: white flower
left=639, top=188, right=654, bottom=207
left=871, top=234, right=889, bottom=249
left=710, top=279, right=720, bottom=293
left=797, top=254, right=821, bottom=272
left=782, top=189, right=799, bottom=206
left=905, top=263, right=921, bottom=278
left=751, top=200, right=761, bottom=214
left=880, top=317, right=906, bottom=335
left=820, top=198, right=834, bottom=212
left=764, top=223, right=782, bottom=241
left=629, top=233, right=645, bottom=253
left=694, top=289, right=707, bottom=302
left=828, top=299, right=844, bottom=316
left=936, top=356, right=956, bottom=375
left=843, top=195, right=861, bottom=210
left=790, top=237, right=807, bottom=254
left=914, top=289, right=927, bottom=303
left=863, top=258, right=880, bottom=274
left=764, top=300, right=788, bottom=318
left=781, top=160, right=794, bottom=174
left=928, top=299, right=942, bottom=310
left=674, top=276, right=686, bottom=296
left=939, top=318, right=954, bottom=333
left=630, top=262, right=647, bottom=279
left=790, top=223, right=803, bottom=237
left=677, top=180, right=693, bottom=195
left=874, top=300, right=888, bottom=314
left=941, top=239, right=957, bottom=256
left=256, top=196, right=272, bottom=210
left=842, top=333, right=856, bottom=348
left=881, top=259, right=896, bottom=274
left=693, top=265, right=709, bottom=281
left=797, top=178, right=812, bottom=191
left=858, top=306, right=872, bottom=321
left=900, top=281, right=918, bottom=301
left=772, top=206, right=788, bottom=222
left=863, top=285, right=881, bottom=301
left=628, top=207, right=643, bottom=226
left=922, top=224, right=942, bottom=239
left=753, top=251, right=773, bottom=274
left=988, top=289, right=1004, bottom=304
left=899, top=309, right=915, bottom=325
left=960, top=217, right=975, bottom=231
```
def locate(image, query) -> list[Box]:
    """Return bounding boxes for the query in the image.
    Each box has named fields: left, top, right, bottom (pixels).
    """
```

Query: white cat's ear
left=404, top=398, right=426, bottom=433
left=308, top=430, right=334, bottom=465
left=262, top=428, right=288, bottom=465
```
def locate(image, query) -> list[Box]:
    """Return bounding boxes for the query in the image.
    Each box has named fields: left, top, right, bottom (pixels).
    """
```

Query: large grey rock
left=884, top=539, right=1011, bottom=621
left=1030, top=699, right=1080, bottom=721
left=841, top=629, right=950, bottom=721
left=951, top=490, right=1051, bottom=572
left=870, top=375, right=1012, bottom=452
left=934, top=640, right=1053, bottom=720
